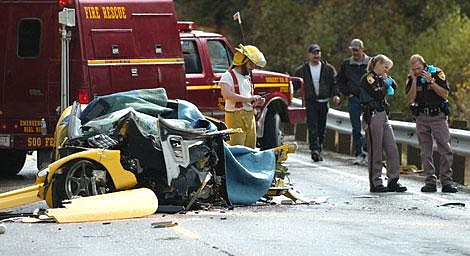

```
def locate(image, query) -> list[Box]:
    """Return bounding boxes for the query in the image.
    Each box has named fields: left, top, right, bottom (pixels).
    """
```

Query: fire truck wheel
left=52, top=159, right=110, bottom=208
left=0, top=149, right=27, bottom=177
left=261, top=109, right=283, bottom=150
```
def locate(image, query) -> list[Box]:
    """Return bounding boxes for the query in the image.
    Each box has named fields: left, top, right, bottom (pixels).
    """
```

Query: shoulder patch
left=438, top=71, right=446, bottom=80
left=367, top=74, right=375, bottom=84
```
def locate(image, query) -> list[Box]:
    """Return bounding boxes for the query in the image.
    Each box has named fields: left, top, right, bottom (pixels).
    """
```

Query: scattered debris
left=400, top=165, right=422, bottom=174
left=19, top=216, right=54, bottom=223
left=156, top=205, right=185, bottom=214
left=155, top=236, right=180, bottom=241
left=0, top=211, right=36, bottom=221
left=0, top=223, right=6, bottom=234
left=151, top=221, right=178, bottom=228
left=439, top=202, right=465, bottom=207
left=352, top=195, right=379, bottom=198
left=310, top=196, right=329, bottom=205
left=281, top=199, right=294, bottom=205
left=284, top=189, right=312, bottom=204
left=401, top=207, right=419, bottom=211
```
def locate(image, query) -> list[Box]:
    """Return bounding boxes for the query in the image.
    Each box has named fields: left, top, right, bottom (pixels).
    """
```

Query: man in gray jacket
left=337, top=39, right=371, bottom=165
left=295, top=44, right=340, bottom=161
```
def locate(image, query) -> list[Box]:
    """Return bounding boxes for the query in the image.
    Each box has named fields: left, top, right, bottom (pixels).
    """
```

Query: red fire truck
left=0, top=0, right=305, bottom=176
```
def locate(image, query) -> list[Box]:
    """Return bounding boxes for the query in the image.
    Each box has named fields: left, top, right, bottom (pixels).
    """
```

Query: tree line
left=175, top=0, right=470, bottom=124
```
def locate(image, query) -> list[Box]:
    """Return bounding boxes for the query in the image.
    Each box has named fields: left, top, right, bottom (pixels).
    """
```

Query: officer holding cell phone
left=406, top=54, right=457, bottom=193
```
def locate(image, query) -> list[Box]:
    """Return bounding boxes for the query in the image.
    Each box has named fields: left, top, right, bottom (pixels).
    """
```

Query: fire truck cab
left=0, top=0, right=305, bottom=177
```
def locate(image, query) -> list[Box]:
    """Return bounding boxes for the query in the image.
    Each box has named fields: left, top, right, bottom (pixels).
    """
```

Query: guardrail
left=326, top=108, right=470, bottom=156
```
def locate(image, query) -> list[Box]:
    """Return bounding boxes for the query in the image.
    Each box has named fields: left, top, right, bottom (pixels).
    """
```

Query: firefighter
left=406, top=54, right=457, bottom=193
left=359, top=54, right=407, bottom=193
left=219, top=44, right=266, bottom=148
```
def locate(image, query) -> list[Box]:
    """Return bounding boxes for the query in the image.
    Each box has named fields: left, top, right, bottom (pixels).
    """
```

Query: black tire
left=51, top=159, right=109, bottom=207
left=260, top=109, right=283, bottom=150
left=0, top=149, right=27, bottom=177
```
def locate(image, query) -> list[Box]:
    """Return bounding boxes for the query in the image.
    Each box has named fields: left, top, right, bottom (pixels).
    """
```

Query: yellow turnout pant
left=225, top=110, right=256, bottom=148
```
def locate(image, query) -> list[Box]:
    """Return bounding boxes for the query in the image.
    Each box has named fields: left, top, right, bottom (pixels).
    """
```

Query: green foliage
left=175, top=0, right=470, bottom=122
left=414, top=11, right=470, bottom=121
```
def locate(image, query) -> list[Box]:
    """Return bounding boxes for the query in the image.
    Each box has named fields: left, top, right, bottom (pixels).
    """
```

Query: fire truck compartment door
left=3, top=5, right=55, bottom=117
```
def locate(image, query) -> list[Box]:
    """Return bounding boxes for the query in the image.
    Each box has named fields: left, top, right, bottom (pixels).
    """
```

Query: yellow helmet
left=232, top=44, right=266, bottom=67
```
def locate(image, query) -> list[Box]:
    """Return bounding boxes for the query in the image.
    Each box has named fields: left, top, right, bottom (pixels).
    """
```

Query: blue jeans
left=348, top=96, right=366, bottom=156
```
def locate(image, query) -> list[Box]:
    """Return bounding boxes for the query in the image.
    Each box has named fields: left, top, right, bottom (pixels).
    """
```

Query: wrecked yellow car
left=1, top=88, right=296, bottom=219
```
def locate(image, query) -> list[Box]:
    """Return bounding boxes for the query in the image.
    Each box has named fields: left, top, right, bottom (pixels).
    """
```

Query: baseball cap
left=349, top=39, right=364, bottom=49
left=308, top=44, right=321, bottom=53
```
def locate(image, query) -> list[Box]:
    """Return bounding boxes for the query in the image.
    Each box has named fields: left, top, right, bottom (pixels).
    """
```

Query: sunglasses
left=351, top=48, right=361, bottom=52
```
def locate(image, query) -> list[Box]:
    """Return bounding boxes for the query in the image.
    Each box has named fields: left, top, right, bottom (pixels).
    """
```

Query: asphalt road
left=1, top=144, right=469, bottom=256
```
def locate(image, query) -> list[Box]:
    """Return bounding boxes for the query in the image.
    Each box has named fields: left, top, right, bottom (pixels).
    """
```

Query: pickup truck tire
left=261, top=109, right=283, bottom=150
left=0, top=149, right=27, bottom=177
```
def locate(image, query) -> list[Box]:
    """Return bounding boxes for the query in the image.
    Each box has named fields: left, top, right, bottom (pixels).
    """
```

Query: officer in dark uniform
left=359, top=54, right=407, bottom=193
left=406, top=54, right=457, bottom=193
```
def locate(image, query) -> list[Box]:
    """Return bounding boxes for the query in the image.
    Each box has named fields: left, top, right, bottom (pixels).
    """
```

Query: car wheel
left=52, top=159, right=109, bottom=207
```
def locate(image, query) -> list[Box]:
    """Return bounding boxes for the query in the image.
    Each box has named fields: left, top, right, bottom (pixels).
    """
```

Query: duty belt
left=419, top=105, right=441, bottom=116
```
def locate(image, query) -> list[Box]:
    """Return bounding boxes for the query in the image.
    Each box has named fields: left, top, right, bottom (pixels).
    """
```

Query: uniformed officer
left=406, top=54, right=457, bottom=193
left=359, top=54, right=407, bottom=193
left=219, top=44, right=266, bottom=148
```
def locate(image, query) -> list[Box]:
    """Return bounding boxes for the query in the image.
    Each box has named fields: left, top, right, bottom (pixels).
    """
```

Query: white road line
left=287, top=157, right=368, bottom=182
left=287, top=156, right=455, bottom=204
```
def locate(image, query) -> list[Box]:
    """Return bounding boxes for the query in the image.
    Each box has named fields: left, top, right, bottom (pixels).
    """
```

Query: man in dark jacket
left=337, top=39, right=370, bottom=165
left=294, top=44, right=340, bottom=161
